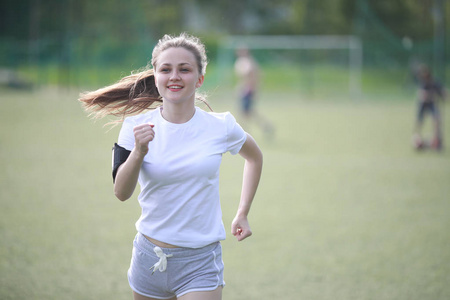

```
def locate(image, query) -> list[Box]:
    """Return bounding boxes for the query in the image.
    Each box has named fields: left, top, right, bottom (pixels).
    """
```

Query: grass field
left=1, top=85, right=449, bottom=300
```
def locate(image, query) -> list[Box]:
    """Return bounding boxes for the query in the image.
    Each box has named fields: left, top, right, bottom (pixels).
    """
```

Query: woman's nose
left=170, top=70, right=181, bottom=80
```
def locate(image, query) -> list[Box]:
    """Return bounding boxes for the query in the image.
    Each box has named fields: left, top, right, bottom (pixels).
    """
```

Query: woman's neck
left=160, top=102, right=196, bottom=124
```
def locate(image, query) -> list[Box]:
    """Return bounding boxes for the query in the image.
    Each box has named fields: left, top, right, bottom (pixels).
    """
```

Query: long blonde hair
left=79, top=33, right=211, bottom=120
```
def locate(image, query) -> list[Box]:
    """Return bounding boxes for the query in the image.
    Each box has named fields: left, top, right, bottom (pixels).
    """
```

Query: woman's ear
left=196, top=75, right=204, bottom=88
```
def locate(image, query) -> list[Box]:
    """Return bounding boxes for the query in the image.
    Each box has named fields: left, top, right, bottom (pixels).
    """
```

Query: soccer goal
left=217, top=35, right=363, bottom=100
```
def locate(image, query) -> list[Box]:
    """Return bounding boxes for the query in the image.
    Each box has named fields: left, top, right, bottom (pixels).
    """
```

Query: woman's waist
left=135, top=233, right=221, bottom=258
left=143, top=234, right=179, bottom=248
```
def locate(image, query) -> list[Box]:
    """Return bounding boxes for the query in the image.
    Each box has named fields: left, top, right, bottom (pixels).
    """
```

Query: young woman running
left=79, top=33, right=263, bottom=300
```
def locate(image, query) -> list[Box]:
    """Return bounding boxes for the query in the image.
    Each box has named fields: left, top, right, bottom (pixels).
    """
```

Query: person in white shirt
left=79, top=33, right=263, bottom=300
left=234, top=47, right=274, bottom=138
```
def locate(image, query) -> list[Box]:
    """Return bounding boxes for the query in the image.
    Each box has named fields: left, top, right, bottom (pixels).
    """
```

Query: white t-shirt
left=118, top=106, right=247, bottom=248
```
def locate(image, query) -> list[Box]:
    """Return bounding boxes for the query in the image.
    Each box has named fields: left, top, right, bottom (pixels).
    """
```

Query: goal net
left=216, top=35, right=363, bottom=100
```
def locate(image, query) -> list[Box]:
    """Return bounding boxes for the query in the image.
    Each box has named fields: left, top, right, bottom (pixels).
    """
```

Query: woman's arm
left=232, top=133, right=263, bottom=241
left=114, top=123, right=155, bottom=201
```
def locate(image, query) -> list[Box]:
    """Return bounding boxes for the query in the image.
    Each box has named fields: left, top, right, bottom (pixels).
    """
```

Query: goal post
left=217, top=35, right=363, bottom=99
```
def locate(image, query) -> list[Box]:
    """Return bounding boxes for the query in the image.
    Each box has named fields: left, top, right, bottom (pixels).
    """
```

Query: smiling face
left=154, top=47, right=204, bottom=107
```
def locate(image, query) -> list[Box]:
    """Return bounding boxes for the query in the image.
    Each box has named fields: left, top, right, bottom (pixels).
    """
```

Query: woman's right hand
left=114, top=122, right=155, bottom=201
left=133, top=123, right=155, bottom=156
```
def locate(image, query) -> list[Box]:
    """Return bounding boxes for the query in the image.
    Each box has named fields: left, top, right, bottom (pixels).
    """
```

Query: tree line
left=1, top=0, right=441, bottom=42
left=0, top=0, right=446, bottom=80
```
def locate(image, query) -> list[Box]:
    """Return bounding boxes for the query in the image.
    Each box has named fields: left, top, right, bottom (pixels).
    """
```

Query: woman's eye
left=180, top=68, right=190, bottom=73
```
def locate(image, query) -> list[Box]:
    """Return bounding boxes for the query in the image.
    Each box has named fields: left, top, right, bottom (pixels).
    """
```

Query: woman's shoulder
left=198, top=107, right=236, bottom=123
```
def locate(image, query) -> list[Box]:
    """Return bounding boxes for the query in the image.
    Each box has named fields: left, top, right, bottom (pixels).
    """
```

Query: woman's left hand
left=231, top=214, right=252, bottom=241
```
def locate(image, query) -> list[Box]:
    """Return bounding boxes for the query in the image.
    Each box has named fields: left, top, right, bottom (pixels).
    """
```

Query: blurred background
left=1, top=0, right=448, bottom=95
left=1, top=1, right=449, bottom=300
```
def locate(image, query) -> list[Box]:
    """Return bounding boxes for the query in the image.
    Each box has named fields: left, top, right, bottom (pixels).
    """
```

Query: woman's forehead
left=157, top=47, right=197, bottom=66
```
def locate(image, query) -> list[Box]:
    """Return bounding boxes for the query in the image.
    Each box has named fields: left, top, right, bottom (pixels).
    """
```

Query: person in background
left=413, top=64, right=446, bottom=151
left=234, top=47, right=274, bottom=139
left=79, top=33, right=263, bottom=300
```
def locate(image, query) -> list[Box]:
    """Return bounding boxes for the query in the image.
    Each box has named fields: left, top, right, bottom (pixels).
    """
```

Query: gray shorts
left=128, top=233, right=225, bottom=299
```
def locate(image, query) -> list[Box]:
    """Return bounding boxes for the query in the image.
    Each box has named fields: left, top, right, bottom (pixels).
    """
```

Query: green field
left=1, top=85, right=449, bottom=300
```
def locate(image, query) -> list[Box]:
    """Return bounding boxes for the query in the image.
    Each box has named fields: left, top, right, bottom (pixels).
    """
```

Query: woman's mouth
left=168, top=85, right=183, bottom=92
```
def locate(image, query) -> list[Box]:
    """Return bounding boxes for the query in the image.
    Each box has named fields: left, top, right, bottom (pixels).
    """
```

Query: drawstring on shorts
left=150, top=246, right=173, bottom=274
